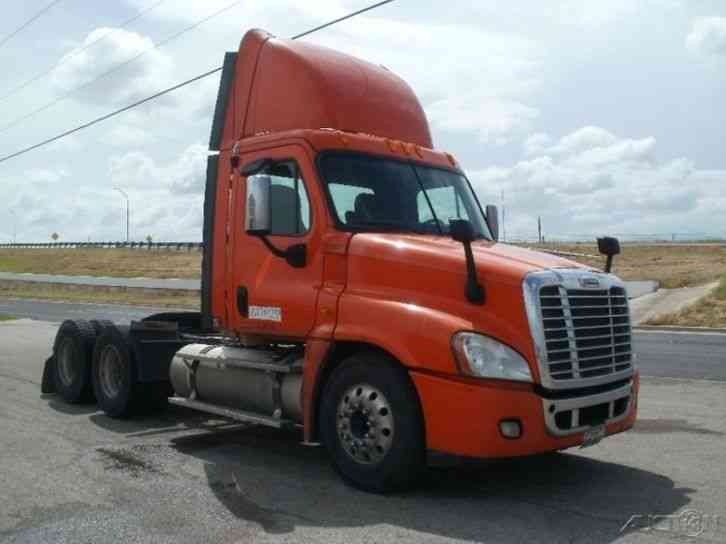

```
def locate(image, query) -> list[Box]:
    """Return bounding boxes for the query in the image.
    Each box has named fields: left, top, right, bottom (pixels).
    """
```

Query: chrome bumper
left=542, top=381, right=634, bottom=436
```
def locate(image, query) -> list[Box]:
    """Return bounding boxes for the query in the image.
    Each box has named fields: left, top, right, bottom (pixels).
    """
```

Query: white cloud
left=523, top=133, right=552, bottom=156
left=470, top=126, right=725, bottom=240
left=52, top=28, right=174, bottom=105
left=105, top=125, right=156, bottom=148
left=427, top=96, right=538, bottom=145
left=25, top=168, right=69, bottom=184
left=109, top=143, right=208, bottom=193
left=686, top=16, right=726, bottom=56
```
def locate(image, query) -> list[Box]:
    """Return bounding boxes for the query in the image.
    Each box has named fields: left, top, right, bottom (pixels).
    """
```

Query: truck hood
left=347, top=233, right=590, bottom=286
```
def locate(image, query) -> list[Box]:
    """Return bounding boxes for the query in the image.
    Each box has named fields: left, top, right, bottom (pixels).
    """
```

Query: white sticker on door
left=249, top=305, right=282, bottom=322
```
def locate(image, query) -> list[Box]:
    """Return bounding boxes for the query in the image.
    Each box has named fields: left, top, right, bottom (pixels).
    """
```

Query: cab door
left=226, top=144, right=325, bottom=340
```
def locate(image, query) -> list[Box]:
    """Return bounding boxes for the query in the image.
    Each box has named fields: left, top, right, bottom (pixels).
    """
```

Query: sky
left=0, top=0, right=724, bottom=243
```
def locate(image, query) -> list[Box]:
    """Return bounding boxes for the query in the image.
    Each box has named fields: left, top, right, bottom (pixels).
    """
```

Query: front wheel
left=320, top=352, right=426, bottom=493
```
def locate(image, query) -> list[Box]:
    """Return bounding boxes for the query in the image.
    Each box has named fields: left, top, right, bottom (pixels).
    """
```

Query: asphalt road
left=636, top=331, right=726, bottom=381
left=0, top=319, right=724, bottom=543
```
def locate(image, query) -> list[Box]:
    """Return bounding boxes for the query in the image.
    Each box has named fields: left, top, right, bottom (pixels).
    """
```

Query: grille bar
left=538, top=283, right=633, bottom=383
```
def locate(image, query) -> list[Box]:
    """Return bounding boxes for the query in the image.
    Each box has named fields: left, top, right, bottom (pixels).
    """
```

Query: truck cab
left=48, top=29, right=638, bottom=493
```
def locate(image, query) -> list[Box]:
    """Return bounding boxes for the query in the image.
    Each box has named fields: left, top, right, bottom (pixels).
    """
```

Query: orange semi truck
left=43, top=29, right=638, bottom=492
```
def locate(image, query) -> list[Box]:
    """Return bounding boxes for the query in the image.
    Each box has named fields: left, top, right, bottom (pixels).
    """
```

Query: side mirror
left=597, top=236, right=621, bottom=257
left=245, top=174, right=271, bottom=235
left=597, top=236, right=621, bottom=273
left=450, top=219, right=475, bottom=243
left=485, top=204, right=499, bottom=241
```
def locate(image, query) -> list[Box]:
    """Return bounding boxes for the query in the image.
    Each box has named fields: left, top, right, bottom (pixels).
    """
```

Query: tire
left=52, top=319, right=96, bottom=403
left=319, top=351, right=426, bottom=493
left=89, top=319, right=114, bottom=337
left=91, top=325, right=140, bottom=418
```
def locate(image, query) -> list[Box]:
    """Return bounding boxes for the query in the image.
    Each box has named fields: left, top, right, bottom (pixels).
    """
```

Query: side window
left=263, top=161, right=311, bottom=236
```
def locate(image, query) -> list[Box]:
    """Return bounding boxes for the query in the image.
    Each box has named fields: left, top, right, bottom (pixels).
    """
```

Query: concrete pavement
left=0, top=272, right=199, bottom=290
left=630, top=282, right=719, bottom=325
left=0, top=298, right=176, bottom=323
left=0, top=319, right=724, bottom=543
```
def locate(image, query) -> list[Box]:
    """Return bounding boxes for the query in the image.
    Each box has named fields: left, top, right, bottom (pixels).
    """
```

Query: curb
left=634, top=325, right=726, bottom=334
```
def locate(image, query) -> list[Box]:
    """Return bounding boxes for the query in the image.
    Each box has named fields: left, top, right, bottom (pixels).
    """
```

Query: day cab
left=47, top=29, right=638, bottom=493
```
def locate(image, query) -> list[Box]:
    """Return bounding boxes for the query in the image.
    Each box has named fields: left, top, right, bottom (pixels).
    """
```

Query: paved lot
left=635, top=330, right=726, bottom=381
left=0, top=272, right=199, bottom=290
left=0, top=319, right=724, bottom=543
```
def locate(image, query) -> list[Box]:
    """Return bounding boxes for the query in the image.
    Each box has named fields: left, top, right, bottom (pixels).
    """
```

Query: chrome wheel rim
left=336, top=383, right=395, bottom=465
left=57, top=337, right=77, bottom=387
left=99, top=344, right=125, bottom=399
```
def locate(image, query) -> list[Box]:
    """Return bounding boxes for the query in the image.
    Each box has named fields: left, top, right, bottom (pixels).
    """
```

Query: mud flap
left=41, top=356, right=56, bottom=394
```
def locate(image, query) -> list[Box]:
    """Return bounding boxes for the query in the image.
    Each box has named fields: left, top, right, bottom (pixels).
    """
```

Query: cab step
left=168, top=397, right=299, bottom=429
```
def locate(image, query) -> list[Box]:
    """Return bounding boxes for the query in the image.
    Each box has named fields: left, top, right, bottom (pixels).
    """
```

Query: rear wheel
left=320, top=351, right=426, bottom=493
left=52, top=319, right=96, bottom=403
left=92, top=325, right=169, bottom=418
left=92, top=326, right=137, bottom=418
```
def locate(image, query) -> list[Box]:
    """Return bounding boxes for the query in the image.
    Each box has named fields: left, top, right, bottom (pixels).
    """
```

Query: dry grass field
left=0, top=248, right=201, bottom=279
left=529, top=243, right=726, bottom=288
left=2, top=245, right=724, bottom=288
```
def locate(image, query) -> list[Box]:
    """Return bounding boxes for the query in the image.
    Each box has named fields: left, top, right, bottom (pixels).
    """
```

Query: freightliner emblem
left=579, top=276, right=601, bottom=289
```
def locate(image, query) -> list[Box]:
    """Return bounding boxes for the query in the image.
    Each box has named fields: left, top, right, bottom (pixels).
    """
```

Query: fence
left=0, top=241, right=204, bottom=251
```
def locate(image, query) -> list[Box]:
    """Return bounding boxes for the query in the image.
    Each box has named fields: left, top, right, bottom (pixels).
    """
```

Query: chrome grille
left=539, top=285, right=632, bottom=382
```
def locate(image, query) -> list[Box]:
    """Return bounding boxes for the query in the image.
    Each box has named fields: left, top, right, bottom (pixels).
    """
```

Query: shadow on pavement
left=167, top=425, right=694, bottom=543
left=45, top=398, right=98, bottom=415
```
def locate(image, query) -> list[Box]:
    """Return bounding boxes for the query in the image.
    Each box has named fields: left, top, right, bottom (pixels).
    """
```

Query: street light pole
left=114, top=187, right=129, bottom=242
left=9, top=209, right=16, bottom=244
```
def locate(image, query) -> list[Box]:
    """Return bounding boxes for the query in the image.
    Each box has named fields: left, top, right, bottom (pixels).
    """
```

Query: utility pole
left=538, top=216, right=542, bottom=244
left=114, top=187, right=130, bottom=242
left=500, top=190, right=506, bottom=243
left=9, top=209, right=16, bottom=244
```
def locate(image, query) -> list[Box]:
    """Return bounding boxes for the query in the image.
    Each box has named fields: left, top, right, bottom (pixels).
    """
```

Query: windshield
left=319, top=153, right=492, bottom=239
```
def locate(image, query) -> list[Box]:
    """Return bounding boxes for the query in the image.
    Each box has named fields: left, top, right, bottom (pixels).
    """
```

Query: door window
left=260, top=161, right=311, bottom=236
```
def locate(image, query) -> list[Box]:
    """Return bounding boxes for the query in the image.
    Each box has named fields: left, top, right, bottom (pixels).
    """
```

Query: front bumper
left=410, top=370, right=639, bottom=459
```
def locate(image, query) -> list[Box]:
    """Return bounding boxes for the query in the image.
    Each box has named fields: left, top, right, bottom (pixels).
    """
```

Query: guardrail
left=0, top=242, right=204, bottom=251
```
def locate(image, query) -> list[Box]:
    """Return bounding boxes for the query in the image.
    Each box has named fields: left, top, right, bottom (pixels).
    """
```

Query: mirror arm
left=462, top=241, right=485, bottom=305
left=255, top=234, right=307, bottom=268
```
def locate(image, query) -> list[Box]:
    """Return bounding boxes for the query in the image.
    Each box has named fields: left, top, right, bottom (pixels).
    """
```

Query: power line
left=0, top=0, right=63, bottom=50
left=0, top=0, right=244, bottom=134
left=0, top=0, right=397, bottom=165
left=0, top=0, right=167, bottom=103
left=290, top=0, right=394, bottom=39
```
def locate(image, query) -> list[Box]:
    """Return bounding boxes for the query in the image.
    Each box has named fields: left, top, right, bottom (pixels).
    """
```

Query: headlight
left=452, top=332, right=533, bottom=382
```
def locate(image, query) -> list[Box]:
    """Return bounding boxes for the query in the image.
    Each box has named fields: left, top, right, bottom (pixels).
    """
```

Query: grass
left=0, top=283, right=199, bottom=309
left=0, top=248, right=201, bottom=279
left=646, top=275, right=726, bottom=328
left=0, top=314, right=16, bottom=321
left=527, top=243, right=726, bottom=288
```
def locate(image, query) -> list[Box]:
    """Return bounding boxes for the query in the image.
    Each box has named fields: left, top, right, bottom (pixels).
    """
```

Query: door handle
left=237, top=286, right=248, bottom=317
